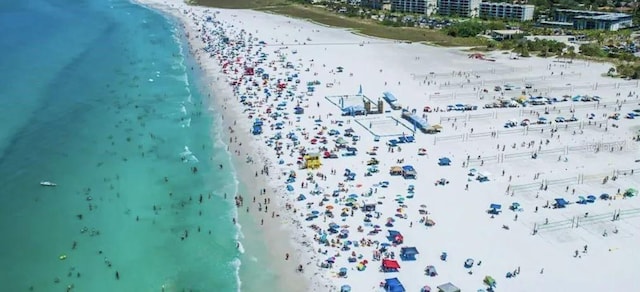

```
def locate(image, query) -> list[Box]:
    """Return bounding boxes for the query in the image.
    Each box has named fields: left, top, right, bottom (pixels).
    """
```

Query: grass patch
left=261, top=5, right=486, bottom=47
left=190, top=0, right=287, bottom=9
left=187, top=0, right=486, bottom=47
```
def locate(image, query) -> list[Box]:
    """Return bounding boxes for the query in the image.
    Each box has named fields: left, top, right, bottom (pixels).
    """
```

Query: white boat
left=40, top=181, right=57, bottom=187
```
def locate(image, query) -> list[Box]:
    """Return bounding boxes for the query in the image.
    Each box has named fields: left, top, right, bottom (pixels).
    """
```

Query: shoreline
left=132, top=1, right=316, bottom=291
left=131, top=1, right=640, bottom=291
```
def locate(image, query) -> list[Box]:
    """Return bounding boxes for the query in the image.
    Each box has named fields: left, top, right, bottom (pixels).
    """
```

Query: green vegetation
left=264, top=5, right=487, bottom=46
left=445, top=20, right=507, bottom=37
left=189, top=0, right=287, bottom=9
left=445, top=21, right=486, bottom=38
left=579, top=43, right=608, bottom=57
left=188, top=1, right=486, bottom=46
left=615, top=63, right=640, bottom=78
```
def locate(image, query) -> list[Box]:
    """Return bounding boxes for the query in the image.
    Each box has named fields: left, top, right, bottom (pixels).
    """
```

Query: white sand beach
left=136, top=1, right=640, bottom=291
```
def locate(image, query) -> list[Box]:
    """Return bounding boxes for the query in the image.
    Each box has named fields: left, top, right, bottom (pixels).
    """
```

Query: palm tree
left=595, top=32, right=605, bottom=47
left=516, top=39, right=529, bottom=57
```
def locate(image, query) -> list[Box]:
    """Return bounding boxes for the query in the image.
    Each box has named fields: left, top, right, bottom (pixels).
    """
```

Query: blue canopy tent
left=577, top=196, right=588, bottom=204
left=400, top=247, right=419, bottom=261
left=387, top=230, right=403, bottom=244
left=382, top=92, right=401, bottom=110
left=401, top=110, right=429, bottom=133
left=297, top=194, right=306, bottom=201
left=384, top=277, right=406, bottom=292
left=398, top=135, right=415, bottom=143
left=341, top=105, right=366, bottom=116
left=383, top=92, right=398, bottom=103
left=554, top=198, right=568, bottom=208
left=340, top=284, right=352, bottom=292
left=488, top=204, right=502, bottom=215
left=438, top=157, right=451, bottom=166
left=338, top=267, right=348, bottom=277
left=401, top=165, right=417, bottom=179
left=252, top=125, right=262, bottom=135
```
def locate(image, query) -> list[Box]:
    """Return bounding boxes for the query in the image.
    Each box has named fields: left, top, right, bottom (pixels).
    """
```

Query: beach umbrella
left=311, top=210, right=320, bottom=215
left=326, top=205, right=334, bottom=210
left=340, top=229, right=349, bottom=234
left=327, top=257, right=335, bottom=263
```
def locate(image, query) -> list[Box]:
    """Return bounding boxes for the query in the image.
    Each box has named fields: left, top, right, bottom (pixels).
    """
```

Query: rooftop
left=556, top=9, right=632, bottom=21
left=539, top=20, right=574, bottom=26
left=492, top=29, right=524, bottom=36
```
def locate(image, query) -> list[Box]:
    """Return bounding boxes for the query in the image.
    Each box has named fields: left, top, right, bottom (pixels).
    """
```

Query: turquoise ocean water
left=0, top=0, right=278, bottom=291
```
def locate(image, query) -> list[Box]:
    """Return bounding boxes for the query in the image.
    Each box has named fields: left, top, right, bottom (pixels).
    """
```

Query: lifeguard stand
left=304, top=153, right=322, bottom=169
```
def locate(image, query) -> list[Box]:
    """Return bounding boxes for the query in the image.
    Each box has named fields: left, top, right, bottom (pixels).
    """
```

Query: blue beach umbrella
left=326, top=257, right=335, bottom=263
